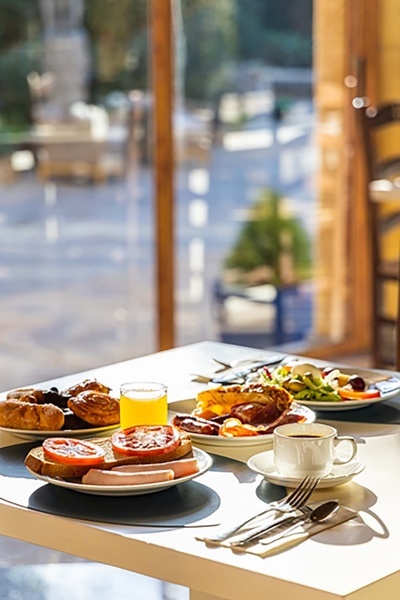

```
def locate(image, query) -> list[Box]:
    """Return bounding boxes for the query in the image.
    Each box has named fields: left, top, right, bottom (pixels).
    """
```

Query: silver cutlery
left=258, top=500, right=340, bottom=545
left=197, top=475, right=320, bottom=544
left=191, top=355, right=286, bottom=385
left=231, top=500, right=339, bottom=548
left=211, top=355, right=283, bottom=370
left=223, top=480, right=319, bottom=546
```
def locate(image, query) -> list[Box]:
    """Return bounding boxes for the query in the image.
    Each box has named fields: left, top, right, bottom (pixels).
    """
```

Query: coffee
left=273, top=423, right=358, bottom=478
left=288, top=434, right=323, bottom=439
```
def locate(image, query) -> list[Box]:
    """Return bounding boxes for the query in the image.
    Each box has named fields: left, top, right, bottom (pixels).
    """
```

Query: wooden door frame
left=150, top=0, right=175, bottom=350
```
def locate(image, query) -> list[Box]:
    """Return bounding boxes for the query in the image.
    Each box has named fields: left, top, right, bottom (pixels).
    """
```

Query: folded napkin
left=197, top=506, right=358, bottom=558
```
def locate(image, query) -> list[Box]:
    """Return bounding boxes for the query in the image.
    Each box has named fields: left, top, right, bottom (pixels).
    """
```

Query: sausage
left=82, top=468, right=175, bottom=486
left=112, top=457, right=199, bottom=479
left=172, top=413, right=221, bottom=435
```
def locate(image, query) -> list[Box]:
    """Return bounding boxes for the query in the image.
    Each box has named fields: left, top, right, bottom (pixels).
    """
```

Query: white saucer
left=247, top=450, right=365, bottom=489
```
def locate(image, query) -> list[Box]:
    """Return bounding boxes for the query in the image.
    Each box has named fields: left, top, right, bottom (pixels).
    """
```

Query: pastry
left=0, top=399, right=65, bottom=431
left=67, top=391, right=120, bottom=426
left=63, top=379, right=111, bottom=397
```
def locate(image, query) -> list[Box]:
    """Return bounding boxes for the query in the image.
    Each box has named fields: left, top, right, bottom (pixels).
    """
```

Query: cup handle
left=333, top=436, right=357, bottom=464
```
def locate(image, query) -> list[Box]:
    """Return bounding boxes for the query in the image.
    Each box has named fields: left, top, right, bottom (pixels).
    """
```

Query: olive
left=348, top=375, right=366, bottom=391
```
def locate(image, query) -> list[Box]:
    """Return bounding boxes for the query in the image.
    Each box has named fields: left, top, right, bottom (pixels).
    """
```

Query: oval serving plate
left=25, top=446, right=212, bottom=496
left=168, top=399, right=315, bottom=448
left=0, top=423, right=120, bottom=441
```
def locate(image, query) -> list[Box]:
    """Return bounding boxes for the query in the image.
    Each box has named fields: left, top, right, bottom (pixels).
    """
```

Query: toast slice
left=24, top=433, right=193, bottom=480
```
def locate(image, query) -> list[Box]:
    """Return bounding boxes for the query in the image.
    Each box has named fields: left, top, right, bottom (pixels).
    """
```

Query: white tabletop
left=1, top=341, right=400, bottom=600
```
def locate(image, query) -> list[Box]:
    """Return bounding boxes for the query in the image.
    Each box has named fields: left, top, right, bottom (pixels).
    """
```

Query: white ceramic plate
left=26, top=447, right=212, bottom=496
left=168, top=400, right=315, bottom=448
left=247, top=449, right=365, bottom=489
left=0, top=424, right=120, bottom=441
left=295, top=370, right=400, bottom=411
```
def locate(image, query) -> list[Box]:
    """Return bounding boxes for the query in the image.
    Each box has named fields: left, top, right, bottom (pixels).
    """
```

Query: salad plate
left=291, top=369, right=400, bottom=412
left=247, top=449, right=365, bottom=488
left=168, top=399, right=315, bottom=448
left=0, top=424, right=120, bottom=441
left=25, top=446, right=212, bottom=496
left=261, top=362, right=400, bottom=412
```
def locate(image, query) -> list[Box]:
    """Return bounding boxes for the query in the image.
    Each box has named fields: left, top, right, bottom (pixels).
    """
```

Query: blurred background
left=0, top=0, right=319, bottom=391
left=0, top=1, right=397, bottom=598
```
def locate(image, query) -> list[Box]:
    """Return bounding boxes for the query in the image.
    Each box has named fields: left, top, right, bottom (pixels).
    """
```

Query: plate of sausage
left=169, top=393, right=316, bottom=448
left=25, top=446, right=212, bottom=496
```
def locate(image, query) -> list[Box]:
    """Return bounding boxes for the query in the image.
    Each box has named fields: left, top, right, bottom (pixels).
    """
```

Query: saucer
left=247, top=450, right=365, bottom=489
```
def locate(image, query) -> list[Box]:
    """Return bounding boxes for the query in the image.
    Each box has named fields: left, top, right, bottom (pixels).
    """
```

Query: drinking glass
left=119, top=382, right=168, bottom=430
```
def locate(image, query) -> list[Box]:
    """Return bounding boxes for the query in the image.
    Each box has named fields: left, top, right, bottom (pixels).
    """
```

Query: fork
left=198, top=475, right=320, bottom=544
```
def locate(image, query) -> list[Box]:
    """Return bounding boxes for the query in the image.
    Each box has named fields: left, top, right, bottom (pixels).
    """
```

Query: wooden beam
left=150, top=0, right=175, bottom=350
left=344, top=0, right=379, bottom=351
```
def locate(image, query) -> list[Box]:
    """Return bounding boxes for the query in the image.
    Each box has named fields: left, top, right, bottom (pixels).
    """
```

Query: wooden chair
left=354, top=101, right=400, bottom=370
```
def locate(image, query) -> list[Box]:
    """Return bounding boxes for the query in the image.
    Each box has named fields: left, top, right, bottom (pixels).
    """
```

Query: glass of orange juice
left=119, top=382, right=168, bottom=430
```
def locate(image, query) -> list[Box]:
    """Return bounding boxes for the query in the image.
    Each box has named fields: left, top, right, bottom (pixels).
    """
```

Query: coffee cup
left=273, top=422, right=358, bottom=478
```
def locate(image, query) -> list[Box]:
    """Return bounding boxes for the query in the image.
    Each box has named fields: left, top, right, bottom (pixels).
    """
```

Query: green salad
left=263, top=361, right=343, bottom=402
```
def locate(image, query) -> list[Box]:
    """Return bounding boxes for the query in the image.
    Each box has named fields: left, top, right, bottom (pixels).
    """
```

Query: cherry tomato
left=43, top=438, right=106, bottom=465
left=338, top=388, right=380, bottom=401
left=111, top=425, right=180, bottom=457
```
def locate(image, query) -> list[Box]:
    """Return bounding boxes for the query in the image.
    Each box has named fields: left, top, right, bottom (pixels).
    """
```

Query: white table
left=1, top=341, right=400, bottom=600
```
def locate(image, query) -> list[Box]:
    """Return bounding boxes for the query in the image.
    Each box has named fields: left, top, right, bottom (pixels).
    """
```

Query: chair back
left=354, top=100, right=400, bottom=370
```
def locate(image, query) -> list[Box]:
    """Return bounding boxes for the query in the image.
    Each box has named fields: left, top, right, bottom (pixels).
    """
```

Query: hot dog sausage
left=112, top=457, right=199, bottom=479
left=82, top=468, right=175, bottom=486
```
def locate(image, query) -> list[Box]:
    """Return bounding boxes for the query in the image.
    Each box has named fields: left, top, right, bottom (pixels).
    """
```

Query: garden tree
left=236, top=0, right=312, bottom=68
left=0, top=0, right=41, bottom=127
left=0, top=0, right=313, bottom=126
left=84, top=0, right=148, bottom=98
left=181, top=0, right=237, bottom=101
left=224, top=189, right=312, bottom=286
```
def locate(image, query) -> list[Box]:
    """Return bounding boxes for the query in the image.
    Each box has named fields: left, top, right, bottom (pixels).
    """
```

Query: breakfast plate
left=0, top=424, right=120, bottom=441
left=25, top=447, right=212, bottom=496
left=247, top=449, right=365, bottom=489
left=168, top=399, right=315, bottom=448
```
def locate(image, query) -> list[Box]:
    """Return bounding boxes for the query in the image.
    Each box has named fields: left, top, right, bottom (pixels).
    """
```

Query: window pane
left=175, top=0, right=316, bottom=351
left=0, top=0, right=155, bottom=390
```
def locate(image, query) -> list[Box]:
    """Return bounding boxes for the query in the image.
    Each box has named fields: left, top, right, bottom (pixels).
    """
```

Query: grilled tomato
left=42, top=438, right=106, bottom=465
left=111, top=424, right=181, bottom=457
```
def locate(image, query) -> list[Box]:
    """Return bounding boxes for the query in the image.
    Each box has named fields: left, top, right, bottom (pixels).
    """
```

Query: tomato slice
left=111, top=425, right=180, bottom=457
left=338, top=388, right=381, bottom=401
left=43, top=438, right=106, bottom=465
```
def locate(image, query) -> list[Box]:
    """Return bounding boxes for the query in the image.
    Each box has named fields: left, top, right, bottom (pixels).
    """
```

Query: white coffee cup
left=273, top=422, right=358, bottom=478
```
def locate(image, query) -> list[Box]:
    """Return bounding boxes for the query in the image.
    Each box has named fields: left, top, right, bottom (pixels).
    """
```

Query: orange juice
left=119, top=382, right=167, bottom=430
